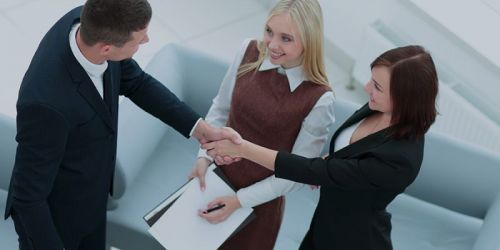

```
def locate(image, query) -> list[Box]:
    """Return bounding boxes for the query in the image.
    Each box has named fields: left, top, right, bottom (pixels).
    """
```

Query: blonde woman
left=189, top=0, right=334, bottom=249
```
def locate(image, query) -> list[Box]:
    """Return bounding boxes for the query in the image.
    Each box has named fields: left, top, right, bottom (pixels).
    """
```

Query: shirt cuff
left=236, top=188, right=259, bottom=208
left=189, top=118, right=203, bottom=137
left=197, top=148, right=214, bottom=162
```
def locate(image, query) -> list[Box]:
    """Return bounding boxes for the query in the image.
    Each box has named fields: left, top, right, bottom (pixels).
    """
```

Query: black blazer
left=275, top=104, right=424, bottom=250
left=4, top=6, right=199, bottom=249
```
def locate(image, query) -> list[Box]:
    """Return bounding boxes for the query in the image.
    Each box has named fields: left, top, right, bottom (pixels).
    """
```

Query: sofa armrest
left=145, top=43, right=228, bottom=116
left=0, top=114, right=16, bottom=191
left=113, top=99, right=167, bottom=200
left=472, top=193, right=500, bottom=250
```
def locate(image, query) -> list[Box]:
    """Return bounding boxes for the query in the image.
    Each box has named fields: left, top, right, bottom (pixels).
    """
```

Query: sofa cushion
left=389, top=194, right=482, bottom=250
left=274, top=191, right=482, bottom=250
left=275, top=186, right=319, bottom=250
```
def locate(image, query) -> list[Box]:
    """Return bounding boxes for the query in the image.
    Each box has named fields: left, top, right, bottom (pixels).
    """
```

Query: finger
left=222, top=127, right=242, bottom=144
left=198, top=210, right=215, bottom=221
left=218, top=157, right=233, bottom=165
left=207, top=198, right=223, bottom=208
left=202, top=141, right=216, bottom=151
left=199, top=174, right=206, bottom=191
left=204, top=210, right=224, bottom=224
left=215, top=155, right=225, bottom=165
left=188, top=170, right=195, bottom=179
left=213, top=156, right=222, bottom=165
left=199, top=209, right=221, bottom=223
left=223, top=155, right=233, bottom=163
left=206, top=149, right=216, bottom=159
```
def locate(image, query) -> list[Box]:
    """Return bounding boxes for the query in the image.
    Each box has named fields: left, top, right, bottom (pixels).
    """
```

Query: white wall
left=320, top=0, right=500, bottom=124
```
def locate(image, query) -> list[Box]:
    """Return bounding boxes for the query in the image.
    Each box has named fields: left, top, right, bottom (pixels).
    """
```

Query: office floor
left=0, top=0, right=368, bottom=120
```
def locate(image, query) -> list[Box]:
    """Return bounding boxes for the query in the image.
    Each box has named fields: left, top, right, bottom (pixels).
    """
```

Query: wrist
left=240, top=139, right=251, bottom=159
left=198, top=156, right=211, bottom=165
left=193, top=120, right=207, bottom=141
left=231, top=195, right=242, bottom=209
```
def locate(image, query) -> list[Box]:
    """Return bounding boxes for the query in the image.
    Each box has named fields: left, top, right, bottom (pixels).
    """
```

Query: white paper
left=148, top=165, right=253, bottom=250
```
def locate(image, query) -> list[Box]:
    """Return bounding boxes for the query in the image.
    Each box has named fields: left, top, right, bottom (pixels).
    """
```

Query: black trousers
left=12, top=210, right=106, bottom=250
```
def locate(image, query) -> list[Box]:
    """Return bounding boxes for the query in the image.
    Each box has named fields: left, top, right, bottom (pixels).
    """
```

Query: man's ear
left=99, top=43, right=112, bottom=57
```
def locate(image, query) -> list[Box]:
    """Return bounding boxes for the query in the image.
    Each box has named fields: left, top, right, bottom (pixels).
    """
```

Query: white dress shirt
left=69, top=23, right=107, bottom=98
left=198, top=39, right=336, bottom=208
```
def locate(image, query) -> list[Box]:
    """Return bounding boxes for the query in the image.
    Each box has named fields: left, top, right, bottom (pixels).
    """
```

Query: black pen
left=204, top=203, right=226, bottom=214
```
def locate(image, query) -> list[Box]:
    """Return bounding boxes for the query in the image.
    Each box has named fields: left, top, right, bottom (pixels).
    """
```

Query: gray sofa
left=0, top=114, right=19, bottom=249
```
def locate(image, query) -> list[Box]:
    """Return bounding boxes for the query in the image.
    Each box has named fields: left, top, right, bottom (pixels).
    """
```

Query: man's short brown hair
left=80, top=0, right=152, bottom=47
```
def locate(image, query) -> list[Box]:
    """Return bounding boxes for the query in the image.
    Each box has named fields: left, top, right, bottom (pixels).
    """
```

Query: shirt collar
left=69, top=23, right=108, bottom=78
left=258, top=57, right=307, bottom=92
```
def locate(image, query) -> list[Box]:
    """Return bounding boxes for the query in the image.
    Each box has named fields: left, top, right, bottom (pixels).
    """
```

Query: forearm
left=120, top=60, right=200, bottom=137
left=241, top=140, right=278, bottom=171
left=129, top=80, right=200, bottom=138
left=237, top=176, right=303, bottom=208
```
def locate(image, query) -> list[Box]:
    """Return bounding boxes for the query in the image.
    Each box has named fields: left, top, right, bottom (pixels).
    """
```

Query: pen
left=204, top=203, right=226, bottom=214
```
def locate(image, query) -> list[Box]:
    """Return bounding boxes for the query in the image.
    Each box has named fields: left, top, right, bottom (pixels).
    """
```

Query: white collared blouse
left=198, top=39, right=335, bottom=208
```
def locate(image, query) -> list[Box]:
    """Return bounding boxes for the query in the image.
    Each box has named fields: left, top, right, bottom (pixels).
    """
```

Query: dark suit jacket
left=4, top=6, right=200, bottom=249
left=275, top=104, right=424, bottom=250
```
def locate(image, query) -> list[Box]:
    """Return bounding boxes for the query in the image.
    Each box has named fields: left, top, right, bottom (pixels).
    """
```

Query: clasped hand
left=202, top=128, right=245, bottom=165
left=194, top=122, right=242, bottom=164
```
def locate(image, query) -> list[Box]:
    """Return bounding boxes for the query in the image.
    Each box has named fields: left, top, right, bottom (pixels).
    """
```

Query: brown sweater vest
left=218, top=40, right=330, bottom=250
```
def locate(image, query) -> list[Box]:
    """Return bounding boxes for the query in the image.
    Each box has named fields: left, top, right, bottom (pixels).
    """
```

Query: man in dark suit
left=4, top=0, right=240, bottom=249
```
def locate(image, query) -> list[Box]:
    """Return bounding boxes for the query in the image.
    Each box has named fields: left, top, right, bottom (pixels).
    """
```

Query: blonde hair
left=237, top=0, right=329, bottom=86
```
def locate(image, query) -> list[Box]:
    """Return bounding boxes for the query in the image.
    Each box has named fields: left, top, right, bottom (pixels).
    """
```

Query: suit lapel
left=329, top=104, right=389, bottom=158
left=77, top=79, right=114, bottom=131
left=103, top=69, right=113, bottom=113
left=103, top=67, right=119, bottom=129
left=63, top=48, right=115, bottom=131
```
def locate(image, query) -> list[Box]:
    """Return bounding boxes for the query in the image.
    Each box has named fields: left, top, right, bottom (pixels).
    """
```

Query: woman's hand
left=188, top=157, right=211, bottom=191
left=198, top=195, right=242, bottom=224
left=202, top=127, right=244, bottom=165
left=203, top=138, right=245, bottom=160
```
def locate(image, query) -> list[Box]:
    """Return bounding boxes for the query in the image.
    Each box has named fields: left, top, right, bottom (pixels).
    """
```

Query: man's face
left=105, top=26, right=149, bottom=61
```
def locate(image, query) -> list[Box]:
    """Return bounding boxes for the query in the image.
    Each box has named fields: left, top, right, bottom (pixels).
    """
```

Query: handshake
left=193, top=121, right=246, bottom=165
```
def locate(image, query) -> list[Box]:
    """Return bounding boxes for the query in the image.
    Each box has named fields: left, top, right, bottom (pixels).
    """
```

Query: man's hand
left=193, top=122, right=242, bottom=164
left=193, top=121, right=242, bottom=144
left=202, top=139, right=244, bottom=160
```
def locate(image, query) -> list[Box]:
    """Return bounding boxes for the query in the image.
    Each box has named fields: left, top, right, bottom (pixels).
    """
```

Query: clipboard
left=143, top=164, right=255, bottom=249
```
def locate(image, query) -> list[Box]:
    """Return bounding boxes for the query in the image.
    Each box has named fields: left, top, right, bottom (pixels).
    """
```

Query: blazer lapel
left=103, top=67, right=119, bottom=129
left=329, top=104, right=388, bottom=158
left=63, top=48, right=115, bottom=131
left=77, top=80, right=114, bottom=131
left=103, top=69, right=113, bottom=113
